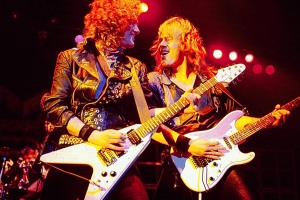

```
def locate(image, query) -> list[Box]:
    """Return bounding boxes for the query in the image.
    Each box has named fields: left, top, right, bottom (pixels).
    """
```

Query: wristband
left=79, top=124, right=96, bottom=141
left=175, top=134, right=191, bottom=152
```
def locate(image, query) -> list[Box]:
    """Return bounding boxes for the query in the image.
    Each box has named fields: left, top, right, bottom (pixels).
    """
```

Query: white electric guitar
left=40, top=64, right=246, bottom=200
left=171, top=96, right=300, bottom=193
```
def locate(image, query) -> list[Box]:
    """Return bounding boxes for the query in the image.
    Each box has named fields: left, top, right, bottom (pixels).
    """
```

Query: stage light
left=75, top=35, right=84, bottom=44
left=11, top=12, right=19, bottom=20
left=50, top=17, right=58, bottom=24
left=213, top=49, right=222, bottom=59
left=140, top=2, right=148, bottom=13
left=245, top=53, right=254, bottom=63
left=229, top=51, right=238, bottom=61
left=266, top=65, right=275, bottom=75
left=252, top=64, right=262, bottom=74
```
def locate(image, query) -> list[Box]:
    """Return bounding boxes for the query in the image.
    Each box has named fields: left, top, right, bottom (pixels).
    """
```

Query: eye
left=165, top=36, right=173, bottom=42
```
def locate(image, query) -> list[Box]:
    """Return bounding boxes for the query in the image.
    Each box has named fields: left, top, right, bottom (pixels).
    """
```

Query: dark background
left=0, top=0, right=299, bottom=199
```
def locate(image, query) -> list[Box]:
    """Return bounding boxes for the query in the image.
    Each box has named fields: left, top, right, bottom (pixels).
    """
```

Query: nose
left=158, top=39, right=169, bottom=55
left=159, top=39, right=167, bottom=47
left=132, top=24, right=140, bottom=35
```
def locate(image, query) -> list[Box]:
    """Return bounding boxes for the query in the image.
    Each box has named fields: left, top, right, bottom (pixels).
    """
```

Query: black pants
left=40, top=164, right=148, bottom=200
left=39, top=164, right=93, bottom=200
left=153, top=163, right=259, bottom=200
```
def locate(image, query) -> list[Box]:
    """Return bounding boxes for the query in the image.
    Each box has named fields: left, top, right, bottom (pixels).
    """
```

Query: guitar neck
left=135, top=77, right=219, bottom=138
left=231, top=96, right=300, bottom=144
left=135, top=98, right=189, bottom=138
left=193, top=77, right=218, bottom=95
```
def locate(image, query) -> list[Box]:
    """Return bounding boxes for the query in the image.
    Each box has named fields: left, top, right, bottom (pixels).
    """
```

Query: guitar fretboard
left=230, top=96, right=300, bottom=144
left=135, top=77, right=219, bottom=138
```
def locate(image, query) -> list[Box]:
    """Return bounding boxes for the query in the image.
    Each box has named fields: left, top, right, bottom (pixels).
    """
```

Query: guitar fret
left=135, top=99, right=189, bottom=138
left=136, top=127, right=145, bottom=137
left=159, top=113, right=168, bottom=121
left=162, top=112, right=170, bottom=121
left=204, top=80, right=214, bottom=89
left=230, top=96, right=300, bottom=144
left=169, top=106, right=178, bottom=115
left=152, top=118, right=160, bottom=128
left=148, top=122, right=156, bottom=131
left=156, top=114, right=164, bottom=123
left=179, top=99, right=189, bottom=107
left=142, top=125, right=150, bottom=135
left=193, top=78, right=217, bottom=95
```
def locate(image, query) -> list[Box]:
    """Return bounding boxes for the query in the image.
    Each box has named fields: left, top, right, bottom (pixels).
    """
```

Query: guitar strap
left=128, top=58, right=151, bottom=123
left=215, top=83, right=249, bottom=115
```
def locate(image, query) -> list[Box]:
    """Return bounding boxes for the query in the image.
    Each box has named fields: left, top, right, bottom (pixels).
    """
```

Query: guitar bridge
left=190, top=156, right=214, bottom=168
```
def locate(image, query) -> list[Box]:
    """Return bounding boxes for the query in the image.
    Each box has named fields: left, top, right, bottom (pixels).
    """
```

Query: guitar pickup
left=97, top=148, right=118, bottom=166
left=191, top=156, right=214, bottom=168
left=223, top=137, right=232, bottom=149
left=127, top=129, right=142, bottom=145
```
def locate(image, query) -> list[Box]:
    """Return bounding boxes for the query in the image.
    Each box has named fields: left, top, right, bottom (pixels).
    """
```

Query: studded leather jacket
left=41, top=47, right=154, bottom=135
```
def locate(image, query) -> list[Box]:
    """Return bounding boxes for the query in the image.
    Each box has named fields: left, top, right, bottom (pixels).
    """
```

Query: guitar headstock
left=215, top=64, right=246, bottom=84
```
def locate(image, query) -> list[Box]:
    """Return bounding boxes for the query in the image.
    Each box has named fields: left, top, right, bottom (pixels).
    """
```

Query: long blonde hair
left=151, top=16, right=211, bottom=76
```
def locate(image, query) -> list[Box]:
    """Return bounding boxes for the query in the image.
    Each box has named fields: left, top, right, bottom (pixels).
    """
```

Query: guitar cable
left=42, top=162, right=101, bottom=189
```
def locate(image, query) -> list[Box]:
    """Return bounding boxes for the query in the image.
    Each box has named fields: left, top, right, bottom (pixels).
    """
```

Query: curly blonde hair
left=151, top=16, right=211, bottom=76
left=83, top=0, right=142, bottom=50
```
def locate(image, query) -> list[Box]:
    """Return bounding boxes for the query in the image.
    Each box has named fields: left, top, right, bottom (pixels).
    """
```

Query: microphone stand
left=0, top=156, right=7, bottom=200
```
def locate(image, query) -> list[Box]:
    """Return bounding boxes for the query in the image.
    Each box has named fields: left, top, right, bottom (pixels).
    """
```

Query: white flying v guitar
left=171, top=96, right=300, bottom=193
left=40, top=64, right=246, bottom=200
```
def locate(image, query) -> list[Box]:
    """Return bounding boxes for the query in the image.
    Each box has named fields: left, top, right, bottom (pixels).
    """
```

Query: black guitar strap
left=215, top=83, right=249, bottom=115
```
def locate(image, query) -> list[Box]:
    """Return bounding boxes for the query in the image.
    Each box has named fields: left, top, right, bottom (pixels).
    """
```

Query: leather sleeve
left=40, top=49, right=76, bottom=127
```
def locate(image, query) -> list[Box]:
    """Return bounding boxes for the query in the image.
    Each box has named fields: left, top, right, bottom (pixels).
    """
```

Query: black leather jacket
left=41, top=47, right=153, bottom=132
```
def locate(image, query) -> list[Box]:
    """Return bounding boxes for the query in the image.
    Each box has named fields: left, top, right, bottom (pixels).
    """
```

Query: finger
left=109, top=138, right=125, bottom=144
left=183, top=92, right=200, bottom=103
left=271, top=113, right=281, bottom=124
left=119, top=143, right=130, bottom=149
left=107, top=143, right=125, bottom=151
left=214, top=151, right=224, bottom=156
left=109, top=132, right=125, bottom=139
left=193, top=105, right=198, bottom=111
left=282, top=115, right=287, bottom=123
left=120, top=133, right=127, bottom=140
left=208, top=146, right=222, bottom=151
left=280, top=111, right=290, bottom=123
left=205, top=150, right=224, bottom=156
left=274, top=104, right=281, bottom=110
left=272, top=120, right=280, bottom=127
left=209, top=141, right=219, bottom=146
left=204, top=154, right=221, bottom=160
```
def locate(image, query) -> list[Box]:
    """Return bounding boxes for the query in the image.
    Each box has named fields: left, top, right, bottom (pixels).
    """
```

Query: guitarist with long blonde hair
left=148, top=16, right=290, bottom=200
